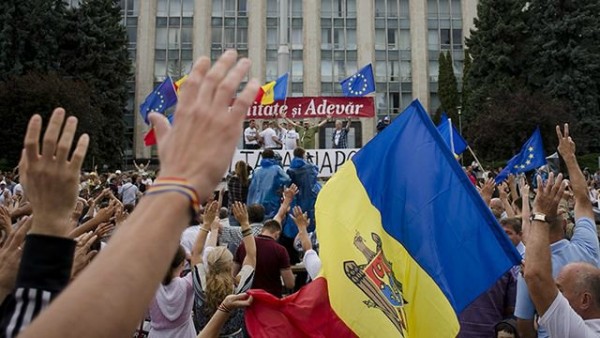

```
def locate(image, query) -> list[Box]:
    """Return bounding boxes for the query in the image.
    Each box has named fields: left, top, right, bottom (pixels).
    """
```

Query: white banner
left=229, top=149, right=359, bottom=178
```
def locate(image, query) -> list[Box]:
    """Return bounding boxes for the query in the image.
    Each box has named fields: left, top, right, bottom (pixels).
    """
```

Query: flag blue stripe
left=351, top=100, right=521, bottom=313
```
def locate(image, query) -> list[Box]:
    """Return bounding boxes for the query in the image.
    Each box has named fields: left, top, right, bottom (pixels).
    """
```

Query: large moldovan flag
left=245, top=99, right=521, bottom=337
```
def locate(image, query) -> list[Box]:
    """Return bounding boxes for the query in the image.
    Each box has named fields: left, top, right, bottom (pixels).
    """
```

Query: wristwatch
left=530, top=212, right=548, bottom=223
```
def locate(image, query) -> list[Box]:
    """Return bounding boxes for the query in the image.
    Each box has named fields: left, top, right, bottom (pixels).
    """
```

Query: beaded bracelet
left=145, top=177, right=201, bottom=218
left=218, top=303, right=231, bottom=313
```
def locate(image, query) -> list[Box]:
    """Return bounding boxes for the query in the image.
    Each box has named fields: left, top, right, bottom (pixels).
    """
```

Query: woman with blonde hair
left=192, top=201, right=256, bottom=337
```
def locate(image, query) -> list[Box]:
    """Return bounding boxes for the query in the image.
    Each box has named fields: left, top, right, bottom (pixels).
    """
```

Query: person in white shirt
left=244, top=119, right=260, bottom=149
left=281, top=122, right=299, bottom=150
left=259, top=121, right=282, bottom=150
left=118, top=178, right=139, bottom=206
left=0, top=181, right=11, bottom=206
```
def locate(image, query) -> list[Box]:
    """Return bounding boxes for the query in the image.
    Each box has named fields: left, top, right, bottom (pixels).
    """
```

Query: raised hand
left=203, top=200, right=219, bottom=224
left=232, top=201, right=249, bottom=226
left=221, top=293, right=253, bottom=310
left=0, top=216, right=32, bottom=299
left=291, top=205, right=309, bottom=230
left=19, top=109, right=89, bottom=237
left=533, top=172, right=566, bottom=218
left=283, top=184, right=298, bottom=203
left=479, top=178, right=495, bottom=205
left=556, top=123, right=576, bottom=159
left=148, top=50, right=259, bottom=200
left=71, top=232, right=98, bottom=279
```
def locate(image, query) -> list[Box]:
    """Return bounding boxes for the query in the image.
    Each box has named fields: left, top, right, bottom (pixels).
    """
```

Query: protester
left=331, top=118, right=352, bottom=149
left=281, top=121, right=299, bottom=150
left=515, top=124, right=600, bottom=338
left=376, top=115, right=390, bottom=133
left=226, top=161, right=250, bottom=226
left=284, top=114, right=329, bottom=149
left=243, top=120, right=260, bottom=149
left=192, top=201, right=256, bottom=337
left=258, top=121, right=282, bottom=150
left=148, top=245, right=195, bottom=338
left=290, top=206, right=321, bottom=280
left=246, top=149, right=290, bottom=219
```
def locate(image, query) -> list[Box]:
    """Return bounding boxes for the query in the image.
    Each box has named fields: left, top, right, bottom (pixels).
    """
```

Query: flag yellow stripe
left=316, top=162, right=459, bottom=337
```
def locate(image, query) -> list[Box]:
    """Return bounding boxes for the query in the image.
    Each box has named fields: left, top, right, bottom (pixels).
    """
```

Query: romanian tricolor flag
left=245, top=99, right=521, bottom=337
left=173, top=75, right=188, bottom=94
left=144, top=113, right=173, bottom=146
left=254, top=73, right=288, bottom=105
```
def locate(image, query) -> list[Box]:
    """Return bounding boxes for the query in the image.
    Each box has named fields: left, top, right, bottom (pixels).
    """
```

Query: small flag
left=174, top=75, right=188, bottom=94
left=139, top=77, right=178, bottom=125
left=144, top=114, right=174, bottom=147
left=495, top=127, right=546, bottom=183
left=340, top=64, right=376, bottom=97
left=437, top=114, right=468, bottom=155
left=255, top=73, right=288, bottom=105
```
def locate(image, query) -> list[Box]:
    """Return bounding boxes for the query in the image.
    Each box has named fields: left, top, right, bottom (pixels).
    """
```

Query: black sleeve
left=0, top=234, right=75, bottom=337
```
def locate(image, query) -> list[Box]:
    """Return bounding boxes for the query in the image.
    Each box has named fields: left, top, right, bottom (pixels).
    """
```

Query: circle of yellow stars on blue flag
left=346, top=73, right=370, bottom=96
left=514, top=146, right=536, bottom=169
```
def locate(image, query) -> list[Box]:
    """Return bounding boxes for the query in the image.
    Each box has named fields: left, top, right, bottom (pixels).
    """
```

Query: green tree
left=0, top=73, right=101, bottom=169
left=464, top=0, right=530, bottom=121
left=0, top=0, right=66, bottom=77
left=461, top=49, right=472, bottom=113
left=59, top=0, right=131, bottom=168
left=464, top=89, right=575, bottom=161
left=438, top=51, right=459, bottom=121
left=526, top=0, right=600, bottom=152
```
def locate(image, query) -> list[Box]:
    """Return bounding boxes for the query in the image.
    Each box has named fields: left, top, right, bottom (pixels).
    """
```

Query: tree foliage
left=437, top=51, right=460, bottom=122
left=464, top=90, right=575, bottom=161
left=465, top=0, right=600, bottom=155
left=0, top=73, right=102, bottom=169
left=0, top=0, right=131, bottom=168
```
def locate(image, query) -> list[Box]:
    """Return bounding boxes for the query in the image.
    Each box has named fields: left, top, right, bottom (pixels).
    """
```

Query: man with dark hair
left=516, top=124, right=600, bottom=338
left=500, top=218, right=525, bottom=257
left=233, top=218, right=294, bottom=298
left=247, top=149, right=290, bottom=219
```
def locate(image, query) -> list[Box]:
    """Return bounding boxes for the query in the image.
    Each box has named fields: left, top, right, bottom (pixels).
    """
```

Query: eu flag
left=340, top=64, right=376, bottom=97
left=139, top=77, right=178, bottom=124
left=437, top=114, right=468, bottom=155
left=495, top=127, right=546, bottom=183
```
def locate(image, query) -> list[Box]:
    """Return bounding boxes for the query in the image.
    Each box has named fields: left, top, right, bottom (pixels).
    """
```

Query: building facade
left=116, top=0, right=478, bottom=160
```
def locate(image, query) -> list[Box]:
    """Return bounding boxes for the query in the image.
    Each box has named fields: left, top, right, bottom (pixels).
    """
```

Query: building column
left=134, top=0, right=157, bottom=159
left=248, top=0, right=266, bottom=81
left=193, top=0, right=211, bottom=59
left=303, top=0, right=320, bottom=96
left=462, top=0, right=478, bottom=40
left=409, top=0, right=429, bottom=111
left=356, top=0, right=375, bottom=145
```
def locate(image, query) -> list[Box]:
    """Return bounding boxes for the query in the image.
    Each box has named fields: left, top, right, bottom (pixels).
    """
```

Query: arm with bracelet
left=191, top=201, right=218, bottom=266
left=233, top=202, right=256, bottom=287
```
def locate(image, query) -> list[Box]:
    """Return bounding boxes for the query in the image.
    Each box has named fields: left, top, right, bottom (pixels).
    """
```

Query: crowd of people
left=0, top=50, right=597, bottom=338
left=243, top=113, right=353, bottom=150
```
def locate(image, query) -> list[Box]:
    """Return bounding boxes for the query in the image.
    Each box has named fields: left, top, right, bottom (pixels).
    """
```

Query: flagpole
left=448, top=118, right=455, bottom=154
left=467, top=146, right=484, bottom=171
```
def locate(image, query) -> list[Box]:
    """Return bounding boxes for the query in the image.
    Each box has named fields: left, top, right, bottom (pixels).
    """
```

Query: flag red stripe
left=245, top=278, right=358, bottom=338
left=144, top=129, right=156, bottom=146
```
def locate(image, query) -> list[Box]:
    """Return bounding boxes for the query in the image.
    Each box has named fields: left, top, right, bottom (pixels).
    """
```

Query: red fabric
left=144, top=129, right=157, bottom=146
left=254, top=87, right=265, bottom=103
left=245, top=278, right=357, bottom=338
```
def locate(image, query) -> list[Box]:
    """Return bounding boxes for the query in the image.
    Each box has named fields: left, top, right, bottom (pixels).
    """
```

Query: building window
left=374, top=0, right=412, bottom=116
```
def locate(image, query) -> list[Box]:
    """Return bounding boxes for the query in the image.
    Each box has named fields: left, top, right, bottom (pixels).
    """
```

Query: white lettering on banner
left=227, top=149, right=359, bottom=178
left=243, top=97, right=374, bottom=119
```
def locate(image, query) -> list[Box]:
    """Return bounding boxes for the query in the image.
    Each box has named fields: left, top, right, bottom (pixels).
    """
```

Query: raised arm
left=523, top=173, right=565, bottom=316
left=191, top=201, right=218, bottom=266
left=520, top=178, right=531, bottom=244
left=20, top=51, right=259, bottom=338
left=499, top=182, right=515, bottom=218
left=233, top=202, right=256, bottom=270
left=316, top=118, right=329, bottom=128
left=273, top=184, right=298, bottom=225
left=197, top=293, right=253, bottom=338
left=556, top=124, right=594, bottom=220
left=344, top=118, right=351, bottom=130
